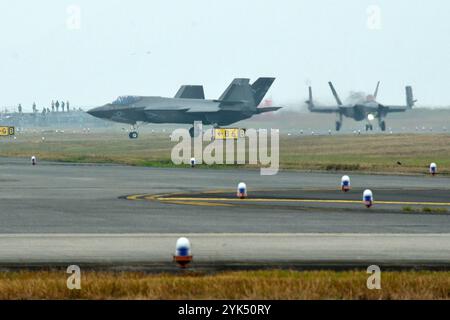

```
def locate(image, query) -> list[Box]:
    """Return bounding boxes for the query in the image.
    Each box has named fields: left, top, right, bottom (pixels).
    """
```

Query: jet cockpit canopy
left=112, top=96, right=142, bottom=105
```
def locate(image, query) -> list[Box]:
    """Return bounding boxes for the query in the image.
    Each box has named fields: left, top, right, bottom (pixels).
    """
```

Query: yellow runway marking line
left=126, top=194, right=148, bottom=201
left=126, top=193, right=450, bottom=207
left=144, top=195, right=161, bottom=201
left=156, top=197, right=450, bottom=207
left=165, top=200, right=234, bottom=207
left=126, top=193, right=234, bottom=207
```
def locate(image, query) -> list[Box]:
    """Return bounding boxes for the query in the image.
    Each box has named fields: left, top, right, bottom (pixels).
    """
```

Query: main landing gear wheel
left=129, top=131, right=139, bottom=139
left=335, top=121, right=342, bottom=131
left=380, top=121, right=386, bottom=132
left=189, top=127, right=203, bottom=138
left=365, top=124, right=374, bottom=131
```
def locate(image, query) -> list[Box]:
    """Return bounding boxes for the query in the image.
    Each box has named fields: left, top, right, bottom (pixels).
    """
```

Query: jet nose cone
left=87, top=106, right=105, bottom=118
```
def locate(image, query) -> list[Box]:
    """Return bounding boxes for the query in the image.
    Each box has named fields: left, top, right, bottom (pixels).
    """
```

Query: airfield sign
left=0, top=126, right=15, bottom=136
left=214, top=128, right=246, bottom=140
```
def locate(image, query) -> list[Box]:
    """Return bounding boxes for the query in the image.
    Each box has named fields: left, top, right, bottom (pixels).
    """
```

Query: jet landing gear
left=189, top=126, right=204, bottom=138
left=128, top=124, right=139, bottom=139
left=365, top=124, right=374, bottom=131
left=189, top=127, right=197, bottom=138
left=129, top=131, right=139, bottom=139
left=335, top=113, right=343, bottom=132
left=189, top=122, right=212, bottom=138
left=379, top=121, right=386, bottom=132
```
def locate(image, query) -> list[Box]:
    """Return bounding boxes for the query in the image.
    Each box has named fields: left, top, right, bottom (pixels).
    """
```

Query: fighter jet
left=87, top=78, right=281, bottom=139
left=306, top=82, right=416, bottom=131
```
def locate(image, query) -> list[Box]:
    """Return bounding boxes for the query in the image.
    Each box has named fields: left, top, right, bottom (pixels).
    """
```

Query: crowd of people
left=13, top=101, right=84, bottom=115
left=0, top=100, right=104, bottom=129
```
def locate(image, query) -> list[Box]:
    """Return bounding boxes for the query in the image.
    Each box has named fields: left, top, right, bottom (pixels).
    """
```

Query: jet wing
left=180, top=100, right=222, bottom=112
left=256, top=107, right=282, bottom=114
left=380, top=105, right=409, bottom=112
left=185, top=105, right=221, bottom=113
left=143, top=98, right=221, bottom=113
left=214, top=99, right=247, bottom=106
left=309, top=106, right=341, bottom=113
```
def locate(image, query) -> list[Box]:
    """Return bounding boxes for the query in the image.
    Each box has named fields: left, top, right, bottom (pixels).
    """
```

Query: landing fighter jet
left=87, top=78, right=281, bottom=138
left=306, top=82, right=415, bottom=131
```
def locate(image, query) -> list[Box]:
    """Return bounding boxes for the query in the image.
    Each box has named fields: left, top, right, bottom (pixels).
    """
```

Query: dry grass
left=0, top=131, right=449, bottom=173
left=0, top=270, right=448, bottom=300
left=280, top=133, right=450, bottom=173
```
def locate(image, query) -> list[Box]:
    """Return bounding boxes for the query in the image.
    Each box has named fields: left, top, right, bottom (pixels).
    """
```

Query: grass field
left=0, top=131, right=449, bottom=174
left=0, top=270, right=448, bottom=300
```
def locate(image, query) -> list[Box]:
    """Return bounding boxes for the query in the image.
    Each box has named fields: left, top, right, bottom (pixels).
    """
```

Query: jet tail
left=219, top=79, right=255, bottom=104
left=175, top=85, right=205, bottom=99
left=251, top=78, right=275, bottom=106
left=306, top=86, right=315, bottom=110
left=374, top=81, right=380, bottom=99
left=328, top=82, right=343, bottom=106
left=406, top=86, right=416, bottom=108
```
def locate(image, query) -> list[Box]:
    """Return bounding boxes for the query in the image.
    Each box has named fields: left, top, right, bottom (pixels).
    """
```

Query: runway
left=1, top=157, right=450, bottom=234
left=0, top=157, right=449, bottom=268
left=0, top=233, right=448, bottom=270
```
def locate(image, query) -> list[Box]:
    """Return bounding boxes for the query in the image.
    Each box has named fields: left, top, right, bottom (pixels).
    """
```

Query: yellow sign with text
left=0, top=126, right=15, bottom=136
left=214, top=128, right=246, bottom=140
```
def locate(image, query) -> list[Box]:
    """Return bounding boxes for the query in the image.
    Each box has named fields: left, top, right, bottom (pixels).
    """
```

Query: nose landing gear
left=129, top=131, right=139, bottom=139
left=128, top=124, right=139, bottom=139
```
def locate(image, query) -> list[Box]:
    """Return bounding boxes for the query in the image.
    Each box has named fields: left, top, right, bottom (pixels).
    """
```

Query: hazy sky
left=0, top=0, right=449, bottom=110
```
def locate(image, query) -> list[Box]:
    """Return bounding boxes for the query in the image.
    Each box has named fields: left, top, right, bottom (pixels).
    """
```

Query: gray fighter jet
left=306, top=82, right=416, bottom=131
left=87, top=78, right=281, bottom=138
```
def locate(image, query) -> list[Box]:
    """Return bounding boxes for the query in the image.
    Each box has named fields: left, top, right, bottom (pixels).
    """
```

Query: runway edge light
left=31, top=156, right=37, bottom=166
left=430, top=163, right=437, bottom=176
left=363, top=189, right=373, bottom=208
left=174, top=237, right=192, bottom=268
left=190, top=157, right=196, bottom=167
left=341, top=175, right=351, bottom=192
left=237, top=182, right=247, bottom=199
